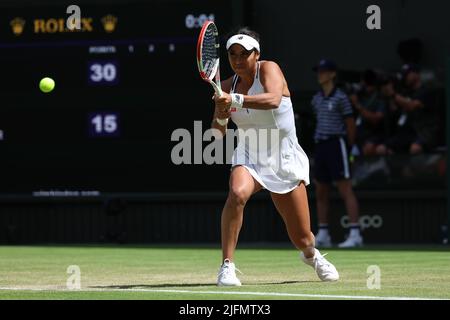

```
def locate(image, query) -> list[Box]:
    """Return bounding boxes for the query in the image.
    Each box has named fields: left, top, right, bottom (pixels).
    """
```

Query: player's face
left=228, top=44, right=260, bottom=75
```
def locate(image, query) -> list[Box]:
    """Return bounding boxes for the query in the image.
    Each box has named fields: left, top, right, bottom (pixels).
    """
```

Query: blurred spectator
left=349, top=70, right=386, bottom=156
left=377, top=64, right=439, bottom=155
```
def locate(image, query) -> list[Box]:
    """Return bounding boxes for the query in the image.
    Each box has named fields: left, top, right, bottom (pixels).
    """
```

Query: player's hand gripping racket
left=196, top=21, right=229, bottom=126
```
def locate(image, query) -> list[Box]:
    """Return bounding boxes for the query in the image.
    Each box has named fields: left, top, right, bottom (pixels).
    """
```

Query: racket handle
left=216, top=118, right=228, bottom=126
left=209, top=80, right=228, bottom=126
left=211, top=83, right=228, bottom=126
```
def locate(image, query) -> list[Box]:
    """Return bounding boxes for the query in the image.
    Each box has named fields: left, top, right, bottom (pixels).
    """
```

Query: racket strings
left=201, top=25, right=219, bottom=79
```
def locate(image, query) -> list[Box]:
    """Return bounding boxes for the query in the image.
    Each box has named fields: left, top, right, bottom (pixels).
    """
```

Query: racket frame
left=197, top=21, right=228, bottom=125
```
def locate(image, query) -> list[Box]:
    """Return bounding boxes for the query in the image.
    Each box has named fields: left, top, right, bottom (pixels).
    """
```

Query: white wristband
left=230, top=93, right=244, bottom=109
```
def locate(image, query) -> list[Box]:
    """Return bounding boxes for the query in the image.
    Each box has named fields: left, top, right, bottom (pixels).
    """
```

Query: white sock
left=317, top=228, right=329, bottom=238
left=349, top=227, right=360, bottom=238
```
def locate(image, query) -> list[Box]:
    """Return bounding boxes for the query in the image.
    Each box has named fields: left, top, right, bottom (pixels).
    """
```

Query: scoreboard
left=0, top=0, right=241, bottom=198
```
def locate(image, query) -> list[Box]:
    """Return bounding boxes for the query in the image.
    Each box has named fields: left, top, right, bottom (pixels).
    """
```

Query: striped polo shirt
left=311, top=87, right=353, bottom=142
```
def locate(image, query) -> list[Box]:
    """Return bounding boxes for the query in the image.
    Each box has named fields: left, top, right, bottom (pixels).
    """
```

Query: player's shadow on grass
left=91, top=280, right=312, bottom=290
left=92, top=284, right=214, bottom=289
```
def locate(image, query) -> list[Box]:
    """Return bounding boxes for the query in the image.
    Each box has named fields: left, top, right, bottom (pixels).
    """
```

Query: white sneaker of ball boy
left=338, top=234, right=364, bottom=248
left=315, top=229, right=332, bottom=247
left=338, top=227, right=364, bottom=248
left=315, top=227, right=364, bottom=248
left=217, top=249, right=339, bottom=286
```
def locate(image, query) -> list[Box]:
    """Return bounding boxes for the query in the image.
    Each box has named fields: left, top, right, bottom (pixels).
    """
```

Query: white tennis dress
left=230, top=62, right=310, bottom=193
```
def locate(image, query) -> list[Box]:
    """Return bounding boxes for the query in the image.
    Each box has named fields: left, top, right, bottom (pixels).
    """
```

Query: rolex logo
left=101, top=15, right=117, bottom=33
left=10, top=18, right=26, bottom=35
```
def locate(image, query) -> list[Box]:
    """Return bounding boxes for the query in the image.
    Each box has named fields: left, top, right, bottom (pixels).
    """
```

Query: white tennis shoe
left=217, top=259, right=242, bottom=286
left=301, top=248, right=339, bottom=281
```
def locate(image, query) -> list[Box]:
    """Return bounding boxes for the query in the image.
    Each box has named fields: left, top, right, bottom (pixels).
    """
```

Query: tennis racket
left=196, top=21, right=228, bottom=126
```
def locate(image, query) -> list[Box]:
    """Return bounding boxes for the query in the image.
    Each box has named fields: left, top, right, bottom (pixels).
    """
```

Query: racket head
left=197, top=21, right=220, bottom=84
left=197, top=21, right=227, bottom=125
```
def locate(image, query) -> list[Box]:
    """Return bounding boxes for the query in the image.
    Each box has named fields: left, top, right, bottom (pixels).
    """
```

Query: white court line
left=0, top=286, right=447, bottom=300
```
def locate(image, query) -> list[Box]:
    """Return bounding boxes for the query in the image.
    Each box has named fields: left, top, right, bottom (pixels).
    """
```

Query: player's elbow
left=268, top=102, right=279, bottom=109
left=268, top=94, right=282, bottom=109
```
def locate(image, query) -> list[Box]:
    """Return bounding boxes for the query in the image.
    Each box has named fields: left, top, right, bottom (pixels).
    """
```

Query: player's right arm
left=211, top=76, right=233, bottom=137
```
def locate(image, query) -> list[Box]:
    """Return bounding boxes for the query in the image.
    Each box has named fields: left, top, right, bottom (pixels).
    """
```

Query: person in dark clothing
left=377, top=64, right=438, bottom=155
left=349, top=70, right=386, bottom=156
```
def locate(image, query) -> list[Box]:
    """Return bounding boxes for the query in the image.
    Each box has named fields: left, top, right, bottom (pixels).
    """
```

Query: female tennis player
left=212, top=28, right=339, bottom=286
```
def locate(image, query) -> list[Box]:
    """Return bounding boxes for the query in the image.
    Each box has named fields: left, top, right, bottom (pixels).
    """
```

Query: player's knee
left=228, top=187, right=250, bottom=207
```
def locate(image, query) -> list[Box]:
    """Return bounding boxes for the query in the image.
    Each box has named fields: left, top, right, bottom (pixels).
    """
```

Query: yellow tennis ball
left=39, top=77, right=55, bottom=93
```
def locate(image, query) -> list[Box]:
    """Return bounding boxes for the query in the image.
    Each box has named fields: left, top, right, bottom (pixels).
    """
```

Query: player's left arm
left=214, top=61, right=284, bottom=110
left=242, top=61, right=284, bottom=109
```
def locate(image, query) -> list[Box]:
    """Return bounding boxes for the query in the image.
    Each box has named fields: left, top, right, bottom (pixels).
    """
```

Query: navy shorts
left=314, top=137, right=351, bottom=183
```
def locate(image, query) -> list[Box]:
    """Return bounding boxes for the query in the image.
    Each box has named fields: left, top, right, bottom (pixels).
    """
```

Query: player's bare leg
left=270, top=182, right=315, bottom=257
left=218, top=166, right=261, bottom=286
left=270, top=182, right=339, bottom=281
left=221, top=165, right=261, bottom=261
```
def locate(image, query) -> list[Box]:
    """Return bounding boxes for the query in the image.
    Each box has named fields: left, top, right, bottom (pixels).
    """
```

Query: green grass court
left=0, top=245, right=449, bottom=300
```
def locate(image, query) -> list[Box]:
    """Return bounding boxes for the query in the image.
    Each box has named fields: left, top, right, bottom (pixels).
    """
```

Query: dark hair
left=225, top=26, right=260, bottom=43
